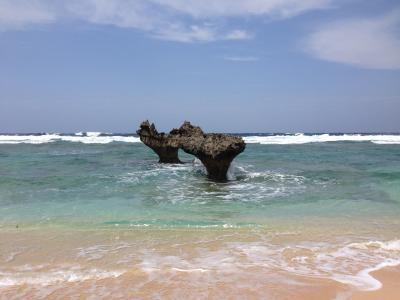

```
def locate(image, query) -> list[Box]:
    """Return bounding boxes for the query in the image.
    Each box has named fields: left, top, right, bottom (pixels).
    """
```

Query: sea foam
left=243, top=134, right=400, bottom=145
left=0, top=133, right=140, bottom=144
left=0, top=133, right=399, bottom=144
left=0, top=267, right=124, bottom=286
left=136, top=239, right=400, bottom=292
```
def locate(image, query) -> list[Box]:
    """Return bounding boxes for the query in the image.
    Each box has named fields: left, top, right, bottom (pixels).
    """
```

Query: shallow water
left=0, top=134, right=399, bottom=298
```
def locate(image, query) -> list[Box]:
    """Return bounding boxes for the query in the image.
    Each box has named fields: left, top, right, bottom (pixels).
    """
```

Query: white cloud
left=68, top=0, right=329, bottom=42
left=0, top=0, right=332, bottom=42
left=0, top=0, right=55, bottom=30
left=67, top=0, right=160, bottom=31
left=223, top=56, right=260, bottom=62
left=150, top=0, right=331, bottom=18
left=224, top=29, right=253, bottom=40
left=153, top=26, right=252, bottom=43
left=304, top=11, right=400, bottom=69
left=154, top=24, right=218, bottom=42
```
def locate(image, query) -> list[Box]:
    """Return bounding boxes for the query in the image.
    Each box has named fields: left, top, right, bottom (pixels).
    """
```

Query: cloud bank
left=304, top=11, right=400, bottom=70
left=0, top=0, right=331, bottom=42
left=2, top=1, right=399, bottom=70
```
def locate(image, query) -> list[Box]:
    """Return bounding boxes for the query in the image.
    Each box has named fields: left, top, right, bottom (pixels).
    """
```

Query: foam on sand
left=1, top=238, right=399, bottom=297
left=0, top=266, right=124, bottom=286
left=136, top=239, right=400, bottom=292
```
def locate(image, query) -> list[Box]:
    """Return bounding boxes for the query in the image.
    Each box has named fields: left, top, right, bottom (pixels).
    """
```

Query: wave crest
left=243, top=134, right=400, bottom=144
left=0, top=134, right=140, bottom=144
left=1, top=133, right=399, bottom=144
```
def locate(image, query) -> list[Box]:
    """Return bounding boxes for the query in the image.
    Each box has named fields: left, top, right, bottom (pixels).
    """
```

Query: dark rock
left=136, top=121, right=182, bottom=163
left=137, top=120, right=246, bottom=181
left=173, top=121, right=246, bottom=181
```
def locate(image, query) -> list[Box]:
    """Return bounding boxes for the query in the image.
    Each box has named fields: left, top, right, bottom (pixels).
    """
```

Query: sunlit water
left=0, top=134, right=399, bottom=298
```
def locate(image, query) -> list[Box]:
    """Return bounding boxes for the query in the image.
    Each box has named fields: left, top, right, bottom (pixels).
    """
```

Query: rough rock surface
left=173, top=121, right=246, bottom=181
left=138, top=120, right=246, bottom=181
left=136, top=121, right=182, bottom=163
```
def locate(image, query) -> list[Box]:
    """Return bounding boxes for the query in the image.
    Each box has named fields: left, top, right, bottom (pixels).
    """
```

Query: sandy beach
left=1, top=226, right=399, bottom=299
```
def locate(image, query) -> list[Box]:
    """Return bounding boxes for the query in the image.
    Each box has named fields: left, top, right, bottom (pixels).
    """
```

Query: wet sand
left=1, top=227, right=399, bottom=299
left=351, top=266, right=400, bottom=300
left=2, top=266, right=398, bottom=299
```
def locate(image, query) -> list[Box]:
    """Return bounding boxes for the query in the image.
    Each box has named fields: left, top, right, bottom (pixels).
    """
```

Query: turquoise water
left=1, top=136, right=400, bottom=229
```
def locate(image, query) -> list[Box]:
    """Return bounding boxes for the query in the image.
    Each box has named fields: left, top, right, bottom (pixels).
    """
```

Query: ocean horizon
left=1, top=132, right=400, bottom=144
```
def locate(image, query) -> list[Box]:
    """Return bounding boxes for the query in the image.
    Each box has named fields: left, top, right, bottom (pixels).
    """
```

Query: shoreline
left=1, top=228, right=399, bottom=298
left=350, top=265, right=400, bottom=299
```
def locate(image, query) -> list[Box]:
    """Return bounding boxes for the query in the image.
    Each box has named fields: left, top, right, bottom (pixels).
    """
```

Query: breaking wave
left=243, top=134, right=400, bottom=145
left=1, top=133, right=399, bottom=144
left=0, top=133, right=140, bottom=144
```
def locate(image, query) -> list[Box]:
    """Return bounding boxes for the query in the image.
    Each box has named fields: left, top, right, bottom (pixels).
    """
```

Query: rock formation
left=136, top=121, right=182, bottom=163
left=173, top=122, right=246, bottom=181
left=137, top=120, right=246, bottom=181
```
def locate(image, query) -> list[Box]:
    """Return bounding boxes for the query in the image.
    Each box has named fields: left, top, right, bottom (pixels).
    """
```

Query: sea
left=0, top=132, right=399, bottom=299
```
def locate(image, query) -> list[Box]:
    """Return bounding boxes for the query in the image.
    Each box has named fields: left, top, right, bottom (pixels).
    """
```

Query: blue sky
left=0, top=0, right=399, bottom=133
